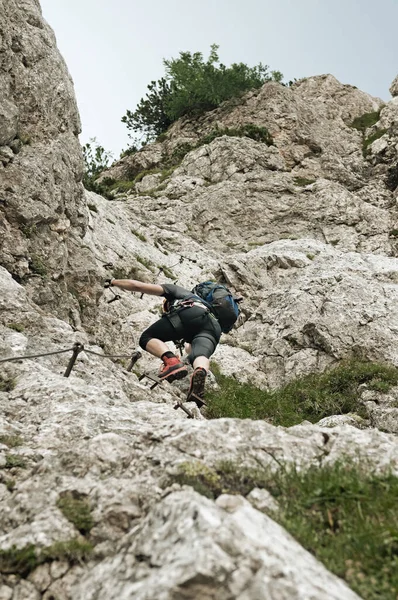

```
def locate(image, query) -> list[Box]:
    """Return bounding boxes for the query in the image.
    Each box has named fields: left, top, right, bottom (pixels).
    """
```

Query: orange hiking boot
left=158, top=356, right=188, bottom=383
left=186, top=367, right=207, bottom=408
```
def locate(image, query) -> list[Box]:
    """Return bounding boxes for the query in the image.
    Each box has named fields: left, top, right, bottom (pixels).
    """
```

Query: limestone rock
left=72, top=491, right=361, bottom=600
left=390, top=75, right=398, bottom=97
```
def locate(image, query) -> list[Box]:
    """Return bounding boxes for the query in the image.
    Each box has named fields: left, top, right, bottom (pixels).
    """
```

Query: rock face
left=1, top=2, right=398, bottom=598
left=0, top=0, right=98, bottom=323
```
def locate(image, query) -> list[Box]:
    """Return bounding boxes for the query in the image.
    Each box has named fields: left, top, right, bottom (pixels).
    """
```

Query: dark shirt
left=161, top=284, right=192, bottom=302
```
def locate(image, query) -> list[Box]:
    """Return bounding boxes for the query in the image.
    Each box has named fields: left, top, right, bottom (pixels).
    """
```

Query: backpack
left=192, top=281, right=241, bottom=333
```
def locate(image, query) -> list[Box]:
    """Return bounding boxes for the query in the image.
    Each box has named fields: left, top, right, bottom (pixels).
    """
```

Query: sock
left=161, top=351, right=176, bottom=362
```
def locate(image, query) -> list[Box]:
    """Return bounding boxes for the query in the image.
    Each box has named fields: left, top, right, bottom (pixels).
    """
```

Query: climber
left=105, top=278, right=240, bottom=406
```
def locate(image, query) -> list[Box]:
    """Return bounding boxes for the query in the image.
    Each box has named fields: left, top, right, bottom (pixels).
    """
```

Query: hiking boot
left=186, top=367, right=207, bottom=408
left=158, top=356, right=188, bottom=383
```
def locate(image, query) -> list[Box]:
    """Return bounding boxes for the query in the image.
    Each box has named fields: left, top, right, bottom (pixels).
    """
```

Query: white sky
left=40, top=0, right=398, bottom=157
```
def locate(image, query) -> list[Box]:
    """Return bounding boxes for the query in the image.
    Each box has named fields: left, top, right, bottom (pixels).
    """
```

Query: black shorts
left=139, top=306, right=222, bottom=363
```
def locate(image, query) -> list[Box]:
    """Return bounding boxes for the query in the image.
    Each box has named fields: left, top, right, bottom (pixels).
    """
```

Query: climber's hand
left=104, top=278, right=113, bottom=288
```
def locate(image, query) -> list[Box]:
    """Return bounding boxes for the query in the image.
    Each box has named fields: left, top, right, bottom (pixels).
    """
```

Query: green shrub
left=122, top=44, right=283, bottom=144
left=206, top=360, right=398, bottom=425
left=82, top=138, right=113, bottom=191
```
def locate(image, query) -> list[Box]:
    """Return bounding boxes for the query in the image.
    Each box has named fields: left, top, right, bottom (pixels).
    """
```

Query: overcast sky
left=40, top=0, right=397, bottom=158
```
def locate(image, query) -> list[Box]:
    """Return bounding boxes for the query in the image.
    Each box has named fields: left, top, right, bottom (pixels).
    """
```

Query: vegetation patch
left=0, top=435, right=23, bottom=448
left=29, top=256, right=47, bottom=277
left=56, top=492, right=94, bottom=535
left=206, top=360, right=398, bottom=425
left=168, top=459, right=398, bottom=599
left=4, top=454, right=26, bottom=469
left=136, top=255, right=155, bottom=272
left=351, top=111, right=381, bottom=133
left=294, top=177, right=316, bottom=186
left=6, top=322, right=25, bottom=333
left=363, top=129, right=387, bottom=156
left=273, top=462, right=398, bottom=600
left=159, top=265, right=175, bottom=279
left=87, top=203, right=98, bottom=213
left=0, top=374, right=16, bottom=393
left=131, top=229, right=147, bottom=242
left=20, top=224, right=37, bottom=238
left=0, top=539, right=93, bottom=578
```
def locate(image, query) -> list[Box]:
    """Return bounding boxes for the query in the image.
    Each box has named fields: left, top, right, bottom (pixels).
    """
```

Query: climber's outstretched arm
left=110, top=279, right=164, bottom=296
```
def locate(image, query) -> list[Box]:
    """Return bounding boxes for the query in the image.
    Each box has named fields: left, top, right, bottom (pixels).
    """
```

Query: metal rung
left=139, top=372, right=162, bottom=390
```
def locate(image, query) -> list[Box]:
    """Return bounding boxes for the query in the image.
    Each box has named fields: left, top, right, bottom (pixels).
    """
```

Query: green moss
left=56, top=492, right=94, bottom=535
left=294, top=177, right=316, bottom=186
left=6, top=322, right=25, bottom=333
left=206, top=360, right=398, bottom=425
left=351, top=111, right=381, bottom=133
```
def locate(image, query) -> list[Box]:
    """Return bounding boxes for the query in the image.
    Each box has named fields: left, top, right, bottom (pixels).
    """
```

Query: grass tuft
left=56, top=492, right=94, bottom=535
left=4, top=454, right=26, bottom=469
left=206, top=360, right=398, bottom=425
left=0, top=539, right=93, bottom=578
left=168, top=459, right=398, bottom=600
left=0, top=435, right=23, bottom=448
